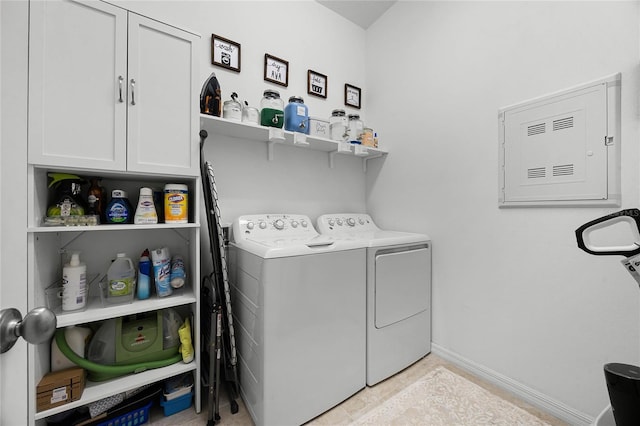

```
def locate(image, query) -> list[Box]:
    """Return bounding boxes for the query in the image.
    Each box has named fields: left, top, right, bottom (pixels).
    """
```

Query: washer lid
left=233, top=234, right=364, bottom=258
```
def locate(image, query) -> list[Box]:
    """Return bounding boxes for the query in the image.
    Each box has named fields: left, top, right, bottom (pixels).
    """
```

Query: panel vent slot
left=553, top=116, right=574, bottom=131
left=553, top=164, right=574, bottom=177
left=528, top=167, right=546, bottom=179
left=527, top=123, right=546, bottom=136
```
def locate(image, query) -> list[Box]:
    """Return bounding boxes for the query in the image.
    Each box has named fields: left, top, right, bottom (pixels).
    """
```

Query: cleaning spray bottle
left=137, top=249, right=152, bottom=300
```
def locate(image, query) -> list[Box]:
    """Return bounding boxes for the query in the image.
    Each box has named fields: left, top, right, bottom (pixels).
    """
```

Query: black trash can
left=604, top=363, right=640, bottom=426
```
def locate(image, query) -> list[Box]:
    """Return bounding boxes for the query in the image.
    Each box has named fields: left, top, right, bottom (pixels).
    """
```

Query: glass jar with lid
left=260, top=90, right=284, bottom=128
left=222, top=92, right=242, bottom=121
left=347, top=114, right=364, bottom=144
left=330, top=109, right=347, bottom=141
left=284, top=96, right=309, bottom=134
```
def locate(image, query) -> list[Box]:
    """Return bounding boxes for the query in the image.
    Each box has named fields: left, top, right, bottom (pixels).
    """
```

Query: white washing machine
left=227, top=214, right=366, bottom=426
left=317, top=213, right=432, bottom=386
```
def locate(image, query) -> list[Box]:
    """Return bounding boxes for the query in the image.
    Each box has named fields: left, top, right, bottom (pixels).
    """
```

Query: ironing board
left=199, top=130, right=240, bottom=422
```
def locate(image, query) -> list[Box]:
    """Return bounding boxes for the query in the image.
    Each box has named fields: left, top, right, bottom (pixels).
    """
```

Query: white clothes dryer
left=317, top=213, right=432, bottom=386
left=228, top=214, right=366, bottom=426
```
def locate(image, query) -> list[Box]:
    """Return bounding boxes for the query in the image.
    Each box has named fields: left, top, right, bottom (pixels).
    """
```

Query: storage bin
left=160, top=389, right=193, bottom=416
left=96, top=400, right=152, bottom=426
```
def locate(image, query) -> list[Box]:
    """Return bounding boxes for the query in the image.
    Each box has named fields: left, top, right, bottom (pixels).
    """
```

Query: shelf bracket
left=267, top=128, right=285, bottom=161
left=293, top=133, right=309, bottom=146
left=171, top=228, right=191, bottom=244
left=328, top=142, right=353, bottom=168
left=363, top=154, right=384, bottom=172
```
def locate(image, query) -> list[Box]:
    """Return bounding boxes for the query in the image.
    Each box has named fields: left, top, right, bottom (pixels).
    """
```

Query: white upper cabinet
left=28, top=0, right=200, bottom=176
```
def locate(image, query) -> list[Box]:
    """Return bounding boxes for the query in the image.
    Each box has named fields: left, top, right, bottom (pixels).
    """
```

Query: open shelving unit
left=200, top=114, right=388, bottom=172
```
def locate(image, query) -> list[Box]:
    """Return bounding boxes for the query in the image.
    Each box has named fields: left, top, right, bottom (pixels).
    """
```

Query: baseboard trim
left=431, top=343, right=594, bottom=426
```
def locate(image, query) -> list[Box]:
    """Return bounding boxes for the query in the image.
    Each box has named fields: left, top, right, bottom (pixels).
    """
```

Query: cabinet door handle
left=118, top=76, right=124, bottom=103
left=130, top=78, right=136, bottom=106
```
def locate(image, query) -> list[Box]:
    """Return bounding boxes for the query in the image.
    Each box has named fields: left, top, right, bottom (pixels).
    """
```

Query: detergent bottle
left=106, top=253, right=136, bottom=304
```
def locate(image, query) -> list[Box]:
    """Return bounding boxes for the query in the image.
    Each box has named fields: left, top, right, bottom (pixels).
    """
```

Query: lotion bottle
left=62, top=252, right=87, bottom=311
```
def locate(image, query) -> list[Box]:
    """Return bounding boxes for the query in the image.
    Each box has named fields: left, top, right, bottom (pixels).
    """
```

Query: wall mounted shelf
left=200, top=114, right=387, bottom=171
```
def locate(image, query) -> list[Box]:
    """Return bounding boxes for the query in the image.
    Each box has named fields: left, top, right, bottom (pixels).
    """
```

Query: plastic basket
left=96, top=400, right=152, bottom=426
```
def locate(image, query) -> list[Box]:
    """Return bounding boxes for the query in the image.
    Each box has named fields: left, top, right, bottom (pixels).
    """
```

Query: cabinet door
left=28, top=0, right=128, bottom=171
left=127, top=14, right=200, bottom=176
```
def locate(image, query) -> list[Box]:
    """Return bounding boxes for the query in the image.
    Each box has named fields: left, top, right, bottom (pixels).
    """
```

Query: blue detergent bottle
left=284, top=96, right=309, bottom=134
left=106, top=189, right=133, bottom=224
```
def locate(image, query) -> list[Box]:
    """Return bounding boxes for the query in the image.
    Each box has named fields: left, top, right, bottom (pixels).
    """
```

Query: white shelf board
left=34, top=361, right=196, bottom=420
left=28, top=222, right=200, bottom=233
left=53, top=288, right=197, bottom=327
left=200, top=114, right=387, bottom=169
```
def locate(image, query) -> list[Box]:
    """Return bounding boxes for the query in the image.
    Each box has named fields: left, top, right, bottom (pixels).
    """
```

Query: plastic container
left=134, top=187, right=158, bottom=224
left=106, top=190, right=133, bottom=224
left=151, top=247, right=172, bottom=297
left=170, top=255, right=186, bottom=289
left=260, top=90, right=284, bottom=128
left=164, top=184, right=188, bottom=224
left=51, top=326, right=92, bottom=372
left=160, top=390, right=193, bottom=416
left=106, top=253, right=136, bottom=304
left=62, top=253, right=87, bottom=311
left=284, top=96, right=309, bottom=134
left=330, top=109, right=347, bottom=141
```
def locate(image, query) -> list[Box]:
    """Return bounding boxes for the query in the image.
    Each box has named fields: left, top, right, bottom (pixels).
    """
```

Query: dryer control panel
left=233, top=214, right=317, bottom=240
left=317, top=213, right=380, bottom=234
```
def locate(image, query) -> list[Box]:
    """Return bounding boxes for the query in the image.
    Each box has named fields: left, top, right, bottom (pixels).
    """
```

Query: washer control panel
left=316, top=213, right=380, bottom=234
left=234, top=214, right=316, bottom=241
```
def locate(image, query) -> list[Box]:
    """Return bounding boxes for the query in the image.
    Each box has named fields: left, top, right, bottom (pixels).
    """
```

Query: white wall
left=115, top=0, right=372, bottom=224
left=366, top=1, right=640, bottom=420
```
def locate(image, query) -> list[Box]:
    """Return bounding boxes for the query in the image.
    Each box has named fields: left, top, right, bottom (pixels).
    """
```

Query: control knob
left=301, top=220, right=308, bottom=227
left=291, top=220, right=299, bottom=228
left=346, top=218, right=356, bottom=227
left=328, top=219, right=335, bottom=226
left=259, top=221, right=267, bottom=229
left=246, top=221, right=255, bottom=230
left=336, top=219, right=343, bottom=226
left=274, top=219, right=285, bottom=230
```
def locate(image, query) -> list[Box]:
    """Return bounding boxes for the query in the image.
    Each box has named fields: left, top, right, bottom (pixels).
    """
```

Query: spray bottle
left=137, top=249, right=152, bottom=300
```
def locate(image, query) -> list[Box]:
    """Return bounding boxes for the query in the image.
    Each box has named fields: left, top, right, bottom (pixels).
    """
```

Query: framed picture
left=264, top=54, right=289, bottom=87
left=307, top=70, right=328, bottom=99
left=345, top=84, right=361, bottom=109
left=211, top=34, right=241, bottom=72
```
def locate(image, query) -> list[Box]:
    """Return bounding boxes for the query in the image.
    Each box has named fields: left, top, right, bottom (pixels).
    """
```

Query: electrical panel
left=499, top=73, right=621, bottom=207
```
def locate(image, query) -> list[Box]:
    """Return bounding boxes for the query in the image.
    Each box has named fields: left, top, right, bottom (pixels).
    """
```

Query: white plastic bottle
left=50, top=326, right=92, bottom=371
left=62, top=252, right=87, bottom=311
left=107, top=253, right=136, bottom=304
left=134, top=187, right=158, bottom=224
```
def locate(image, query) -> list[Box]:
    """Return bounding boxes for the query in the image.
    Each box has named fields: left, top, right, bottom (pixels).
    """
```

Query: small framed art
left=264, top=54, right=289, bottom=87
left=345, top=84, right=361, bottom=109
left=211, top=34, right=241, bottom=72
left=307, top=70, right=327, bottom=99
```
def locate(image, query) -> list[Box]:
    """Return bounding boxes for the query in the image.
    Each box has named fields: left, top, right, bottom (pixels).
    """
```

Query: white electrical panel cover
left=499, top=73, right=621, bottom=207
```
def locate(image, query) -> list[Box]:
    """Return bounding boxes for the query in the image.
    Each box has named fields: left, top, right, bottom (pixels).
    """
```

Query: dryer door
left=375, top=246, right=431, bottom=328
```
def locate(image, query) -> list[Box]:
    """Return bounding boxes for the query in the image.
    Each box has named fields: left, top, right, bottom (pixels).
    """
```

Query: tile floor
left=149, top=354, right=568, bottom=426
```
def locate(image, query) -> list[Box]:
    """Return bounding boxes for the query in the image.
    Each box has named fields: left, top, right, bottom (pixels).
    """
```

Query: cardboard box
left=36, top=367, right=85, bottom=412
